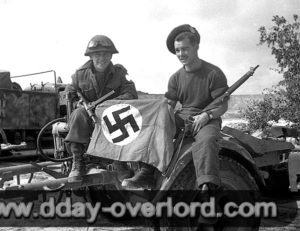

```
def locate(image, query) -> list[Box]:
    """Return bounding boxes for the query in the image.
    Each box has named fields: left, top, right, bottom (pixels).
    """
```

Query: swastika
left=103, top=105, right=140, bottom=143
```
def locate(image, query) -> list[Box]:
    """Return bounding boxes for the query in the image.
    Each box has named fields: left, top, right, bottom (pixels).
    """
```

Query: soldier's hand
left=192, top=112, right=210, bottom=136
left=76, top=99, right=84, bottom=108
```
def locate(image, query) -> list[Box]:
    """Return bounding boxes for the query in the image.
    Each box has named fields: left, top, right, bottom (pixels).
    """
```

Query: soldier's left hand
left=192, top=112, right=210, bottom=136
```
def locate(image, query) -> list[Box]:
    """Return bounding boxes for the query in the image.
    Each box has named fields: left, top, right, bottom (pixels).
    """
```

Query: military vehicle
left=0, top=70, right=67, bottom=155
left=0, top=66, right=299, bottom=231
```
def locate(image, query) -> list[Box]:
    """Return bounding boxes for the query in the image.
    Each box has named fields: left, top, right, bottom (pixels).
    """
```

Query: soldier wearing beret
left=165, top=24, right=229, bottom=193
left=65, top=35, right=138, bottom=182
left=122, top=25, right=229, bottom=194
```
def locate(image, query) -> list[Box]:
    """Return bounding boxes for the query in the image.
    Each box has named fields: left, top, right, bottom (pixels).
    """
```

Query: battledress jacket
left=65, top=60, right=138, bottom=102
left=64, top=60, right=138, bottom=144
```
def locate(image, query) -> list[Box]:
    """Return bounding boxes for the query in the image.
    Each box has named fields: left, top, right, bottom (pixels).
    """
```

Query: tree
left=242, top=15, right=300, bottom=131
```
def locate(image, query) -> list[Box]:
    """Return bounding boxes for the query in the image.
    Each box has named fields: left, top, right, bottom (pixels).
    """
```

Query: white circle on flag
left=101, top=104, right=142, bottom=146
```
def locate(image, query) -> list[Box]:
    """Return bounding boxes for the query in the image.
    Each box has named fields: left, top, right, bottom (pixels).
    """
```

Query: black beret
left=166, top=24, right=200, bottom=54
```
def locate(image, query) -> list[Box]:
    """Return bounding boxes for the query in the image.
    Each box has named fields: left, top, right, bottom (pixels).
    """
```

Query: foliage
left=242, top=15, right=300, bottom=131
left=242, top=87, right=288, bottom=131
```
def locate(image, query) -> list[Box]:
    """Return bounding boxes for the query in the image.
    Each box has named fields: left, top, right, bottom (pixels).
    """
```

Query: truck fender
left=158, top=138, right=265, bottom=193
left=218, top=138, right=265, bottom=189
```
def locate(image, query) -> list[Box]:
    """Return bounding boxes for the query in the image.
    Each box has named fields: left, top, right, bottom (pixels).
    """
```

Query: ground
left=0, top=157, right=299, bottom=231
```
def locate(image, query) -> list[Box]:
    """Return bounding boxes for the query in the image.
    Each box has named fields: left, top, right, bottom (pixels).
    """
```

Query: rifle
left=185, top=65, right=260, bottom=129
left=204, top=65, right=259, bottom=112
left=163, top=65, right=260, bottom=176
left=76, top=90, right=115, bottom=123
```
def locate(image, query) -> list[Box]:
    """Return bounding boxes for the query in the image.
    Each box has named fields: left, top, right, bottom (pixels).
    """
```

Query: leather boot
left=112, top=161, right=133, bottom=182
left=121, top=162, right=156, bottom=189
left=198, top=183, right=221, bottom=226
left=200, top=183, right=221, bottom=201
left=68, top=142, right=86, bottom=182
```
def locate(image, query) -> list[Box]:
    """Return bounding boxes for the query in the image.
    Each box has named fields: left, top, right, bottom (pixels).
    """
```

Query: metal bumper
left=0, top=161, right=119, bottom=192
left=2, top=170, right=118, bottom=191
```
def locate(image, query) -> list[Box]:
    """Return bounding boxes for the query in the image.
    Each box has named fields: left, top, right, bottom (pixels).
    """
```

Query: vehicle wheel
left=158, top=155, right=260, bottom=231
left=88, top=184, right=134, bottom=222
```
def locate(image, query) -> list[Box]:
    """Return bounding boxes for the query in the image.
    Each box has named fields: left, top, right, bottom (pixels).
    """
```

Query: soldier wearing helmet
left=84, top=35, right=119, bottom=56
left=65, top=35, right=138, bottom=182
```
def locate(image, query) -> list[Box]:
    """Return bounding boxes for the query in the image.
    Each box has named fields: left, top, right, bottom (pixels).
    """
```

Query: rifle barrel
left=203, top=65, right=259, bottom=112
left=227, top=65, right=259, bottom=95
left=91, top=90, right=115, bottom=109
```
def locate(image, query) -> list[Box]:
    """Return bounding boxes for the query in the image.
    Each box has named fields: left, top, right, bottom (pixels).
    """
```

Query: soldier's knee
left=71, top=107, right=88, bottom=118
left=74, top=107, right=87, bottom=114
left=68, top=107, right=90, bottom=125
left=196, top=135, right=218, bottom=145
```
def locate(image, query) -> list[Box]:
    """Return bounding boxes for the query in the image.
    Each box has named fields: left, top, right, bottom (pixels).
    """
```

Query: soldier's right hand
left=192, top=112, right=210, bottom=136
left=76, top=99, right=84, bottom=108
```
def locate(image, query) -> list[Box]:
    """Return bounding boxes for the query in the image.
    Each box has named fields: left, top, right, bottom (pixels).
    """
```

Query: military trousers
left=175, top=113, right=221, bottom=187
left=65, top=107, right=94, bottom=144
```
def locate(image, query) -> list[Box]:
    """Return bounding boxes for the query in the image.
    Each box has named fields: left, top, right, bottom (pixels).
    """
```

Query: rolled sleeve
left=118, top=76, right=138, bottom=100
left=165, top=75, right=179, bottom=102
left=209, top=69, right=228, bottom=99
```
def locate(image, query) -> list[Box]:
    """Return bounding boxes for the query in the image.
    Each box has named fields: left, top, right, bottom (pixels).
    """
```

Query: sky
left=0, top=0, right=299, bottom=94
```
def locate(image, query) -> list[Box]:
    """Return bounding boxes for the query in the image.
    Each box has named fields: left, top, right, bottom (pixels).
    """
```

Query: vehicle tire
left=88, top=184, right=135, bottom=223
left=157, top=155, right=260, bottom=231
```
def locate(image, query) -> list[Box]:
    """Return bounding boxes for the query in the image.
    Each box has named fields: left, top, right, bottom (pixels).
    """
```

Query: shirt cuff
left=165, top=92, right=178, bottom=101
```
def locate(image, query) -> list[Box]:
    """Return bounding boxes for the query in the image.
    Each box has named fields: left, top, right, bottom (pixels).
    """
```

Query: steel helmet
left=84, top=35, right=119, bottom=56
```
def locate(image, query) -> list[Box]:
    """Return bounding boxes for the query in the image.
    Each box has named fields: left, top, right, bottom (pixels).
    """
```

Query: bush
left=242, top=15, right=300, bottom=131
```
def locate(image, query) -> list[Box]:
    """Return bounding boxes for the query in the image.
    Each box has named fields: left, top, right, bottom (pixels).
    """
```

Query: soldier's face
left=91, top=52, right=112, bottom=72
left=174, top=38, right=198, bottom=66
